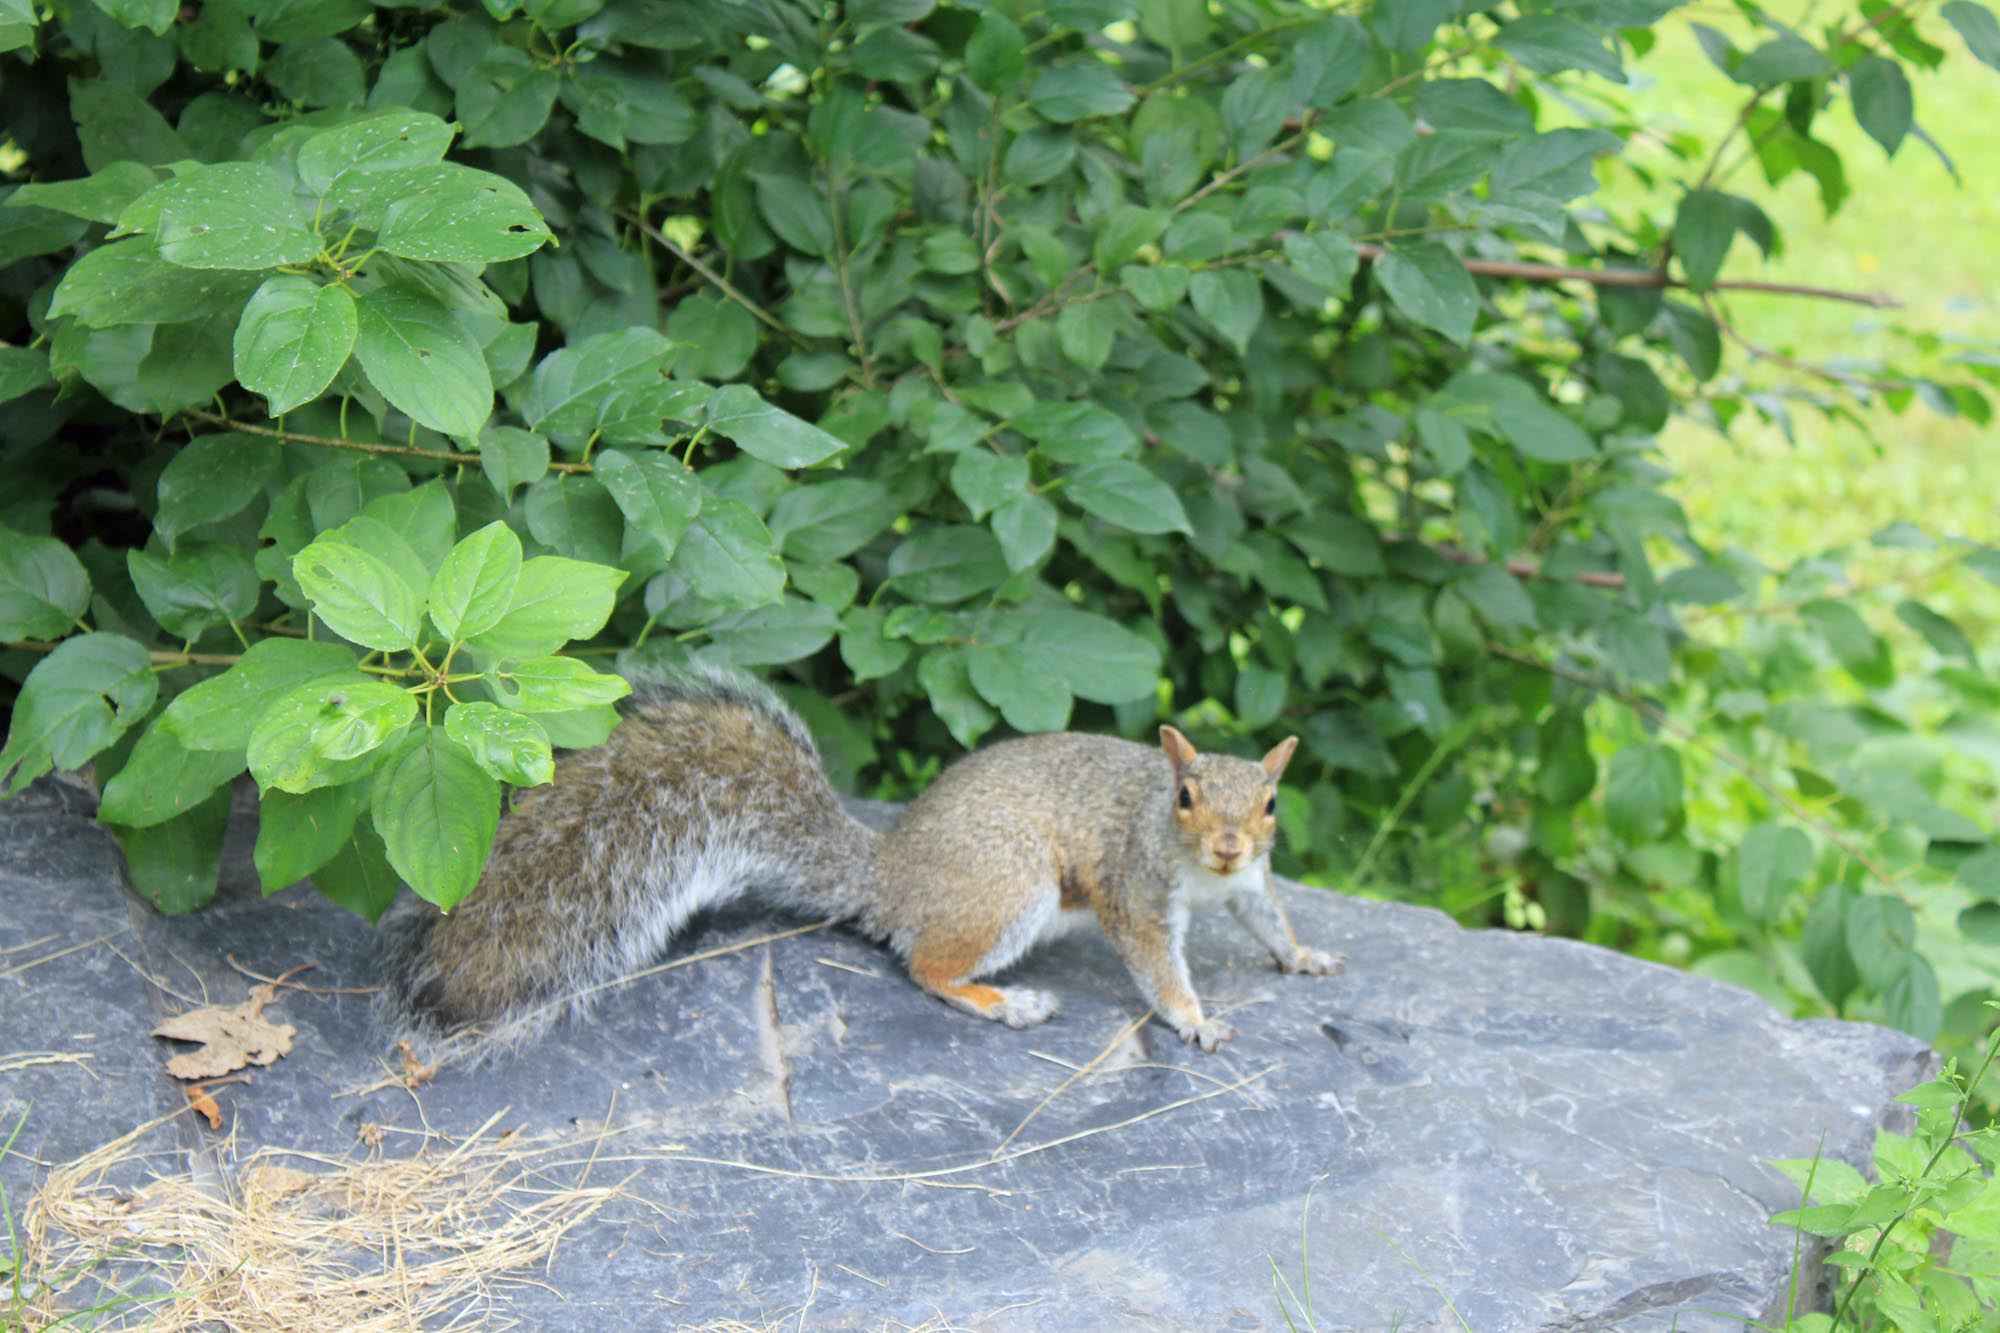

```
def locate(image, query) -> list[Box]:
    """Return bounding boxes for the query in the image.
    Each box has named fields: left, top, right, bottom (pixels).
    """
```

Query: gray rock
left=1, top=782, right=1931, bottom=1330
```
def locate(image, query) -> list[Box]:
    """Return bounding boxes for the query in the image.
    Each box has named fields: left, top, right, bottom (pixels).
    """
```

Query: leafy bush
left=0, top=2, right=1994, bottom=1053
left=1771, top=1010, right=2000, bottom=1330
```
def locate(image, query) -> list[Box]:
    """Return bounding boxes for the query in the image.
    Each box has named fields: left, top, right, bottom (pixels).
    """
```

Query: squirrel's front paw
left=1176, top=1017, right=1236, bottom=1053
left=1283, top=947, right=1347, bottom=977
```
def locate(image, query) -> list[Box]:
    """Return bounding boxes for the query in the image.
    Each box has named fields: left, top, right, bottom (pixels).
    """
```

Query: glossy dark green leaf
left=254, top=781, right=369, bottom=892
left=1017, top=607, right=1161, bottom=705
left=1064, top=459, right=1192, bottom=535
left=671, top=496, right=787, bottom=610
left=99, top=721, right=244, bottom=828
left=704, top=384, right=849, bottom=468
left=353, top=285, right=492, bottom=441
left=1375, top=243, right=1477, bottom=345
left=370, top=725, right=500, bottom=909
left=233, top=275, right=358, bottom=414
left=969, top=643, right=1073, bottom=733
left=0, top=525, right=91, bottom=639
left=467, top=555, right=626, bottom=659
left=368, top=164, right=553, bottom=263
left=110, top=786, right=232, bottom=914
left=0, top=634, right=157, bottom=791
left=887, top=524, right=1008, bottom=603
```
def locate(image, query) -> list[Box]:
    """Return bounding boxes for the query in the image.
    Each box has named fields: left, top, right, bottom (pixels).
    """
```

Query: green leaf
left=310, top=819, right=401, bottom=922
left=307, top=680, right=417, bottom=762
left=48, top=238, right=259, bottom=328
left=950, top=451, right=1030, bottom=520
left=888, top=524, right=1008, bottom=603
left=966, top=11, right=1026, bottom=93
left=456, top=48, right=561, bottom=149
left=0, top=345, right=51, bottom=407
left=992, top=493, right=1058, bottom=572
left=1057, top=300, right=1117, bottom=372
left=1895, top=599, right=1977, bottom=666
left=1734, top=823, right=1813, bottom=923
left=1492, top=14, right=1626, bottom=83
left=427, top=520, right=522, bottom=642
left=595, top=449, right=700, bottom=560
left=1799, top=599, right=1893, bottom=687
left=671, top=496, right=787, bottom=611
left=1376, top=243, right=1477, bottom=345
left=1293, top=16, right=1371, bottom=107
left=768, top=479, right=898, bottom=563
left=1064, top=459, right=1192, bottom=534
left=155, top=433, right=280, bottom=544
left=1845, top=893, right=1918, bottom=992
left=1189, top=269, right=1263, bottom=354
left=444, top=701, right=554, bottom=786
left=160, top=639, right=359, bottom=752
left=840, top=606, right=909, bottom=682
left=127, top=543, right=258, bottom=639
left=1122, top=264, right=1189, bottom=312
left=1014, top=401, right=1139, bottom=462
left=510, top=326, right=679, bottom=447
left=1440, top=372, right=1596, bottom=464
left=699, top=598, right=842, bottom=667
left=1282, top=232, right=1359, bottom=299
left=9, top=161, right=159, bottom=223
left=968, top=643, right=1073, bottom=733
left=254, top=782, right=369, bottom=893
left=478, top=425, right=549, bottom=500
left=353, top=285, right=493, bottom=441
left=467, top=555, right=625, bottom=659
left=1944, top=2, right=2000, bottom=71
left=1674, top=190, right=1738, bottom=291
left=1882, top=956, right=1941, bottom=1039
left=293, top=538, right=425, bottom=651
left=1092, top=204, right=1169, bottom=272
left=1603, top=743, right=1682, bottom=844
left=753, top=171, right=834, bottom=258
left=703, top=384, right=849, bottom=468
left=367, top=164, right=552, bottom=264
left=98, top=722, right=244, bottom=828
left=486, top=654, right=632, bottom=712
left=1018, top=607, right=1161, bottom=704
left=0, top=525, right=91, bottom=639
left=1734, top=32, right=1831, bottom=85
left=245, top=674, right=398, bottom=794
left=297, top=109, right=455, bottom=196
left=370, top=725, right=500, bottom=909
left=1027, top=60, right=1134, bottom=122
left=232, top=275, right=358, bottom=415
left=69, top=77, right=187, bottom=172
left=0, top=634, right=158, bottom=790
left=917, top=647, right=997, bottom=748
left=138, top=162, right=317, bottom=270
left=110, top=786, right=232, bottom=914
left=1848, top=57, right=1913, bottom=155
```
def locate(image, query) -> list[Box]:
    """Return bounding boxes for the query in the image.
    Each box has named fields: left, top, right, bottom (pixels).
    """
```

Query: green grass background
left=1620, top=22, right=1995, bottom=560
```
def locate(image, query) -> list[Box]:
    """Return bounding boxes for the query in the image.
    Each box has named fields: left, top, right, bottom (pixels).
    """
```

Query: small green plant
left=1770, top=1006, right=2000, bottom=1330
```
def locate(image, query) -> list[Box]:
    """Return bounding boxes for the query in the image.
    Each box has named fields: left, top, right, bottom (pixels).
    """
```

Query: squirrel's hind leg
left=904, top=881, right=1062, bottom=1030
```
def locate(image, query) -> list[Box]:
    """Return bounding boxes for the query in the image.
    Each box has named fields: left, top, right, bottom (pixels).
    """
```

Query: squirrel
left=379, top=669, right=1343, bottom=1055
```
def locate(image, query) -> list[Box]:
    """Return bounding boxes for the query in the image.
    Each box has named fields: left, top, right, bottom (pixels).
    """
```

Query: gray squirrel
left=380, top=670, right=1342, bottom=1053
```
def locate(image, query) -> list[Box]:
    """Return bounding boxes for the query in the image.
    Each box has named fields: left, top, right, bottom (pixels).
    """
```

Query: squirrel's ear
left=1159, top=725, right=1198, bottom=778
left=1260, top=736, right=1300, bottom=783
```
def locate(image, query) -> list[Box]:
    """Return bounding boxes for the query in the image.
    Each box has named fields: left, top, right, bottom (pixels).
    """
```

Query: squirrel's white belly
left=1177, top=858, right=1266, bottom=913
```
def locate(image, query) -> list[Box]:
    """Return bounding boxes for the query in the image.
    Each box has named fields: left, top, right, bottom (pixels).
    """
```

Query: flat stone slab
left=2, top=779, right=1931, bottom=1330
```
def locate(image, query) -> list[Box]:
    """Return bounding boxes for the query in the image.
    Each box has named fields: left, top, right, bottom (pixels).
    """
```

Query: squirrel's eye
left=1264, top=794, right=1276, bottom=816
left=1177, top=786, right=1193, bottom=810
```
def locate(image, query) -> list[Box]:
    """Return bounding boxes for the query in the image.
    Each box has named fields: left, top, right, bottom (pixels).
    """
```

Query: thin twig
left=185, top=410, right=594, bottom=475
left=1348, top=242, right=1898, bottom=309
left=3, top=639, right=243, bottom=666
left=1706, top=299, right=1910, bottom=388
left=619, top=209, right=800, bottom=343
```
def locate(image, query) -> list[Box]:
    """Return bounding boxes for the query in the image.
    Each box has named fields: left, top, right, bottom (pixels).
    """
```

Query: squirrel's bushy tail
left=376, top=667, right=881, bottom=1057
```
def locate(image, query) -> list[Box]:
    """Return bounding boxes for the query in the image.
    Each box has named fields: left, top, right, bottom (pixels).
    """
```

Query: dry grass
left=13, top=1107, right=638, bottom=1331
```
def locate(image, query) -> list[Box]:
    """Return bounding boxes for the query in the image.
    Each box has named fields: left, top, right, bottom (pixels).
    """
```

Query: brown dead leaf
left=397, top=1039, right=436, bottom=1088
left=185, top=1083, right=223, bottom=1130
left=152, top=983, right=295, bottom=1080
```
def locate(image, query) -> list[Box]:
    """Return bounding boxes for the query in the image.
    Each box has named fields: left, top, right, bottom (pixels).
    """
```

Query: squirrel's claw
left=1283, top=947, right=1347, bottom=977
left=1177, top=1017, right=1236, bottom=1052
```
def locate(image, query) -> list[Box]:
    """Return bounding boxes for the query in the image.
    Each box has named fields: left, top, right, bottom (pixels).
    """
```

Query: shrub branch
left=184, top=411, right=594, bottom=475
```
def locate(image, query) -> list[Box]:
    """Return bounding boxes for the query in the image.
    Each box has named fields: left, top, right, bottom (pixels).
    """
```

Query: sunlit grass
left=1613, top=19, right=1997, bottom=559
